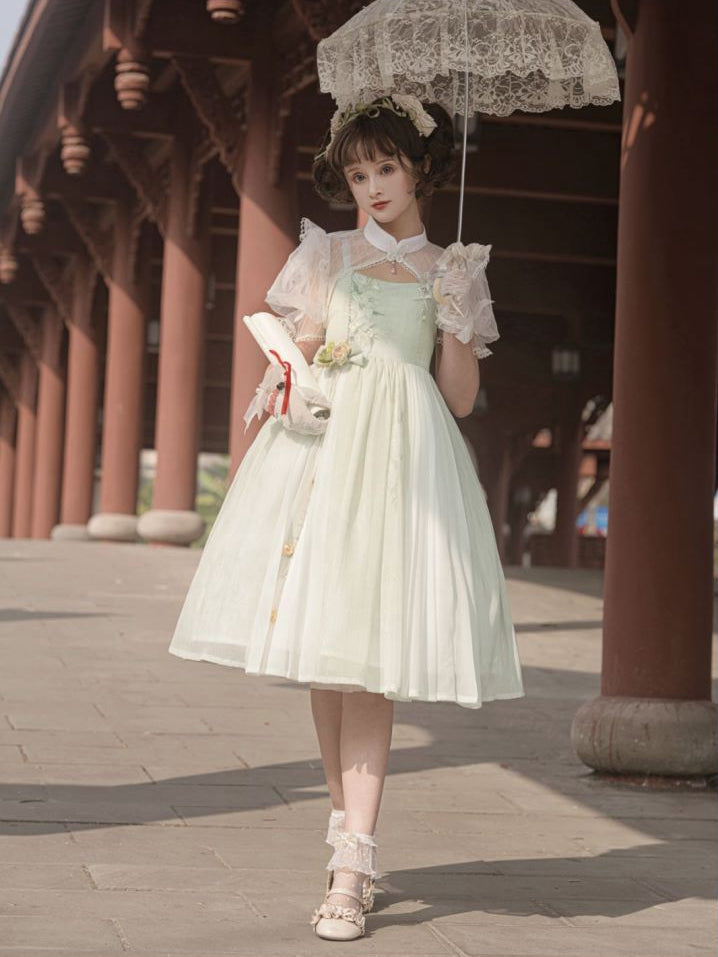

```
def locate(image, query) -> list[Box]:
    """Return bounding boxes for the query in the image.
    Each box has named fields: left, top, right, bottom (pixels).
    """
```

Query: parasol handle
left=456, top=0, right=469, bottom=244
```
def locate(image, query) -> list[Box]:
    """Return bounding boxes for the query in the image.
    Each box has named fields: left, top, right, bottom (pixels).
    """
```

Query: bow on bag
left=243, top=353, right=331, bottom=437
left=242, top=360, right=286, bottom=430
left=430, top=240, right=499, bottom=354
left=269, top=349, right=292, bottom=414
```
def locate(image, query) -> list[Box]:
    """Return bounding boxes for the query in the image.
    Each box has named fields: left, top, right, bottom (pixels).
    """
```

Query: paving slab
left=0, top=539, right=716, bottom=956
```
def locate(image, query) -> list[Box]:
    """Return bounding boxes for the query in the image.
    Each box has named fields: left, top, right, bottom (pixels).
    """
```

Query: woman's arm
left=296, top=335, right=325, bottom=365
left=260, top=334, right=324, bottom=380
left=434, top=335, right=480, bottom=418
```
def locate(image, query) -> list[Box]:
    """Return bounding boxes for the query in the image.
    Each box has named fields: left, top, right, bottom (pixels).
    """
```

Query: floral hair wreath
left=314, top=93, right=438, bottom=160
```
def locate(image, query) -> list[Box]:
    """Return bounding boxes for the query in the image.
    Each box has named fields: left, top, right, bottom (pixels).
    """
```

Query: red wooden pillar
left=12, top=352, right=38, bottom=538
left=228, top=12, right=298, bottom=477
left=0, top=392, right=16, bottom=536
left=137, top=139, right=208, bottom=547
left=53, top=256, right=100, bottom=539
left=572, top=0, right=718, bottom=775
left=88, top=208, right=148, bottom=542
left=31, top=307, right=65, bottom=539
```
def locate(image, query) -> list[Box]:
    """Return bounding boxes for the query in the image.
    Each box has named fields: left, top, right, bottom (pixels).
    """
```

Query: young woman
left=168, top=94, right=525, bottom=941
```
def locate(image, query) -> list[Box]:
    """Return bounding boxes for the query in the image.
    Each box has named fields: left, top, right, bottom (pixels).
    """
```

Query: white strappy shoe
left=324, top=865, right=376, bottom=913
left=311, top=827, right=378, bottom=939
left=311, top=878, right=366, bottom=940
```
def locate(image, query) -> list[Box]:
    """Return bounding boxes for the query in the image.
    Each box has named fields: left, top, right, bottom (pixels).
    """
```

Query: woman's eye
left=381, top=165, right=394, bottom=174
left=352, top=174, right=365, bottom=183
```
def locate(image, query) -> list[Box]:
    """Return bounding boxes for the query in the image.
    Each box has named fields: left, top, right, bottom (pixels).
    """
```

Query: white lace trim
left=431, top=242, right=499, bottom=358
left=317, top=1, right=621, bottom=116
left=326, top=809, right=346, bottom=846
left=275, top=313, right=299, bottom=341
left=265, top=219, right=331, bottom=343
left=326, top=830, right=378, bottom=879
left=435, top=329, right=493, bottom=359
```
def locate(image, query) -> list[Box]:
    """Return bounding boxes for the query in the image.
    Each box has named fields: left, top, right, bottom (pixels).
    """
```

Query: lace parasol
left=317, top=0, right=620, bottom=117
left=317, top=0, right=621, bottom=240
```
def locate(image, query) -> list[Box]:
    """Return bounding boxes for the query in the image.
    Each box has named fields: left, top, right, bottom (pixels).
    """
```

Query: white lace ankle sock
left=326, top=829, right=378, bottom=880
left=326, top=808, right=346, bottom=846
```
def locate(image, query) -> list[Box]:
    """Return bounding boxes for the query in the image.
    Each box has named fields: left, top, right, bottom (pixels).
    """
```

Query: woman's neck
left=377, top=202, right=424, bottom=242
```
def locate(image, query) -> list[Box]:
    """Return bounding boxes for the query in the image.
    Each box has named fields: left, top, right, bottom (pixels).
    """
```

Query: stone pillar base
left=51, top=523, right=92, bottom=541
left=87, top=513, right=139, bottom=543
left=571, top=695, right=718, bottom=776
left=137, top=509, right=204, bottom=546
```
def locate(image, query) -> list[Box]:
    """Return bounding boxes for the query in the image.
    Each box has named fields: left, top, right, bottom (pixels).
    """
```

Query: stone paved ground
left=0, top=539, right=716, bottom=957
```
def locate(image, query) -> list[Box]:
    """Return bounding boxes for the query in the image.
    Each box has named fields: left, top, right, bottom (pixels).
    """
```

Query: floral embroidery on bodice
left=322, top=270, right=438, bottom=372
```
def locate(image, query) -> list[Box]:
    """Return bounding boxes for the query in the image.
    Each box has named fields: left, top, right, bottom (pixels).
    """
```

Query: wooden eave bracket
left=0, top=205, right=21, bottom=255
left=0, top=353, right=20, bottom=400
left=58, top=79, right=94, bottom=137
left=4, top=305, right=43, bottom=363
left=59, top=199, right=114, bottom=280
left=27, top=255, right=73, bottom=326
left=83, top=85, right=176, bottom=139
left=290, top=0, right=367, bottom=41
left=269, top=39, right=317, bottom=184
left=103, top=0, right=155, bottom=49
left=15, top=151, right=50, bottom=202
left=100, top=132, right=167, bottom=235
left=104, top=0, right=253, bottom=61
left=172, top=56, right=246, bottom=181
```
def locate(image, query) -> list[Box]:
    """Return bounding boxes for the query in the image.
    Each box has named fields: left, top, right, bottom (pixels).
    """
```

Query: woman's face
left=343, top=150, right=419, bottom=226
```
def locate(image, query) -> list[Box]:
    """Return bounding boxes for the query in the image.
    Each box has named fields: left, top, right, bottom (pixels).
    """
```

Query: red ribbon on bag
left=268, top=349, right=292, bottom=415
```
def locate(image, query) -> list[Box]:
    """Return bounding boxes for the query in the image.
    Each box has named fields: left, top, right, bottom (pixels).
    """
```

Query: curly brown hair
left=312, top=97, right=457, bottom=205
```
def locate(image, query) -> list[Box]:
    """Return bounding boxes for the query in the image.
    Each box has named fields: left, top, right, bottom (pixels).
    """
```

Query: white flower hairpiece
left=316, top=93, right=438, bottom=159
left=389, top=94, right=438, bottom=137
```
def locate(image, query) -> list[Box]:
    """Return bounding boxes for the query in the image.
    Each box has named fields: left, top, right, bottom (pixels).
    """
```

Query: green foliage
left=194, top=458, right=230, bottom=548
left=134, top=452, right=230, bottom=549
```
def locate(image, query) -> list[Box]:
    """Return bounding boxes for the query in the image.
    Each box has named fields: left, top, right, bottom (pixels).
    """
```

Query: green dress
left=168, top=267, right=525, bottom=709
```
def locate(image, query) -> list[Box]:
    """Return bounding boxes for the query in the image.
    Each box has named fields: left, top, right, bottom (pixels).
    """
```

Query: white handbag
left=241, top=312, right=332, bottom=434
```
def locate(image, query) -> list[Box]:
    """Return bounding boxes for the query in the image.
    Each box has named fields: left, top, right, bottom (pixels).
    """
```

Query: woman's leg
left=310, top=688, right=345, bottom=810
left=329, top=690, right=394, bottom=905
left=341, top=691, right=394, bottom=834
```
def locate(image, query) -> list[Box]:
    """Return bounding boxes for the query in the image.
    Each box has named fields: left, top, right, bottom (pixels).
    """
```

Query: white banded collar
left=363, top=216, right=428, bottom=262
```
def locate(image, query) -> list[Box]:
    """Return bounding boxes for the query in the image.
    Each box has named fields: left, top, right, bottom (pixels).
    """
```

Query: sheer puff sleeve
left=265, top=217, right=330, bottom=344
left=430, top=241, right=500, bottom=359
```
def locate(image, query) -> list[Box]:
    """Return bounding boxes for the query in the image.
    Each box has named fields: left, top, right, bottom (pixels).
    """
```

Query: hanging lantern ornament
left=317, top=0, right=621, bottom=242
left=115, top=48, right=151, bottom=110
left=0, top=248, right=19, bottom=285
left=20, top=196, right=46, bottom=235
left=206, top=0, right=243, bottom=23
left=61, top=126, right=91, bottom=175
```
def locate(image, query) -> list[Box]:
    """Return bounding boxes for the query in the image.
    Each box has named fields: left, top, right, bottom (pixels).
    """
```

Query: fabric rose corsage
left=430, top=241, right=500, bottom=359
left=313, top=339, right=369, bottom=369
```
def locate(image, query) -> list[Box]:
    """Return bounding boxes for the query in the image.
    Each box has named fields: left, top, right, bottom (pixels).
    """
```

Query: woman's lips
left=372, top=201, right=389, bottom=209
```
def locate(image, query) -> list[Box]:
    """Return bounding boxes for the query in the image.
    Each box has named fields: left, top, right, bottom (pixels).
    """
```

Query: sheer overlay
left=265, top=216, right=499, bottom=360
